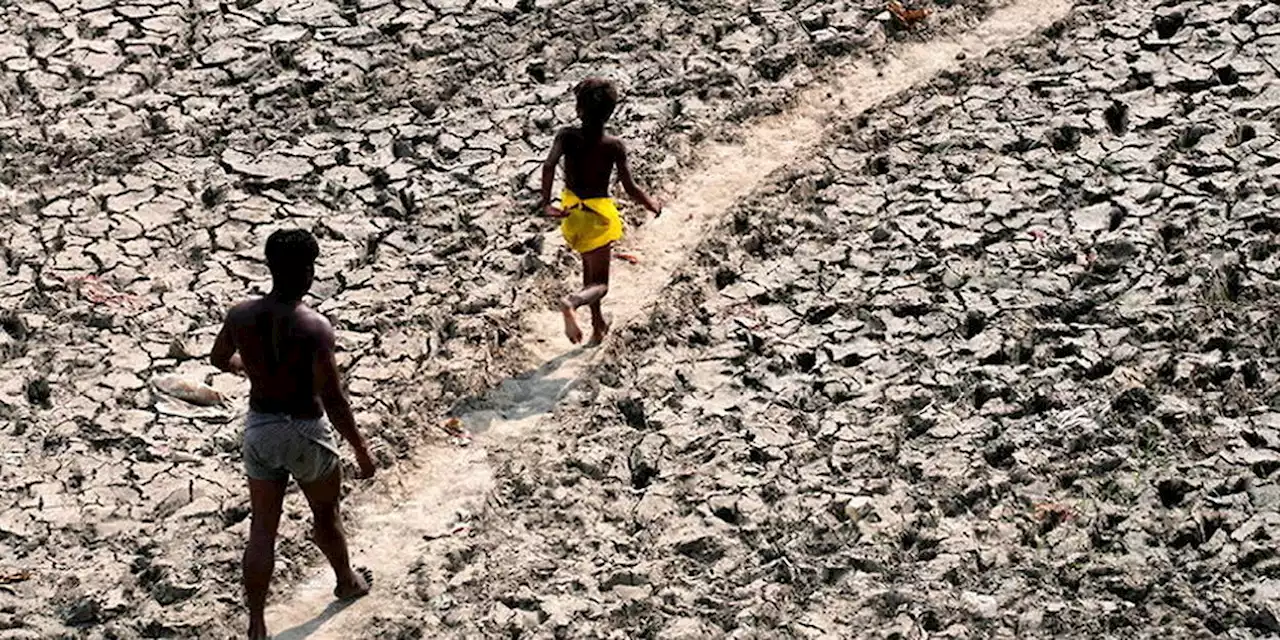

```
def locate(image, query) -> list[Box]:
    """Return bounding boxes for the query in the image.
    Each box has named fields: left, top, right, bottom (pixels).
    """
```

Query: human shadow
left=448, top=347, right=588, bottom=434
left=270, top=598, right=355, bottom=640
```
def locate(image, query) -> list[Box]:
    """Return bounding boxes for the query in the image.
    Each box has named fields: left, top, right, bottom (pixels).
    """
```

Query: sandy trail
left=265, top=0, right=1074, bottom=635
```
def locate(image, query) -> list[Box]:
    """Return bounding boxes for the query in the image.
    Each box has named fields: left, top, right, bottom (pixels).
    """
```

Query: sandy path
left=264, top=0, right=1074, bottom=635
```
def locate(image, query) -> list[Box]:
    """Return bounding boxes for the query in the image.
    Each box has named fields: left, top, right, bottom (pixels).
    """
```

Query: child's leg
left=559, top=244, right=612, bottom=345
left=582, top=243, right=612, bottom=346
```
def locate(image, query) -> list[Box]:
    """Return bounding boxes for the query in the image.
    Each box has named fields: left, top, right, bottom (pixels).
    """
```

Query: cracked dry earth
left=4, top=0, right=1279, bottom=640
left=0, top=0, right=1001, bottom=636
left=397, top=2, right=1280, bottom=639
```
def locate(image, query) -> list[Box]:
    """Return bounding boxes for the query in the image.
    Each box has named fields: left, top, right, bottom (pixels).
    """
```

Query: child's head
left=574, top=77, right=618, bottom=130
left=265, top=228, right=319, bottom=297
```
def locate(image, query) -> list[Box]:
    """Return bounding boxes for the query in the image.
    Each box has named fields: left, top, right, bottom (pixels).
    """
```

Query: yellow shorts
left=560, top=189, right=623, bottom=254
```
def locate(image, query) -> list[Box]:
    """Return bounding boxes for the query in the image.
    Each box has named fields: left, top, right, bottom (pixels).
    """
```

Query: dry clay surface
left=264, top=1, right=1076, bottom=636
left=0, top=0, right=999, bottom=637
left=393, top=1, right=1280, bottom=639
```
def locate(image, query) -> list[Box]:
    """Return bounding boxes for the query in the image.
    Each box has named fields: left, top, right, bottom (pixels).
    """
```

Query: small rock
left=151, top=579, right=199, bottom=606
left=616, top=396, right=648, bottom=430
left=62, top=597, right=99, bottom=625
left=601, top=569, right=650, bottom=590
left=843, top=496, right=875, bottom=521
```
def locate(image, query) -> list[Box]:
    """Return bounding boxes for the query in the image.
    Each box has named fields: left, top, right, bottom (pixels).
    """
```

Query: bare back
left=226, top=298, right=330, bottom=418
left=561, top=127, right=622, bottom=199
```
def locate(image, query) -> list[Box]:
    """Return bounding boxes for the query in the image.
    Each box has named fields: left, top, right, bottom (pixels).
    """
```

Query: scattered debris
left=440, top=417, right=472, bottom=446
left=0, top=570, right=31, bottom=585
left=69, top=275, right=146, bottom=312
left=150, top=375, right=226, bottom=407
left=888, top=0, right=930, bottom=29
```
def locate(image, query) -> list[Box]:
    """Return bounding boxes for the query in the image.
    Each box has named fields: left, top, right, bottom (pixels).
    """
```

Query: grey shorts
left=242, top=411, right=341, bottom=484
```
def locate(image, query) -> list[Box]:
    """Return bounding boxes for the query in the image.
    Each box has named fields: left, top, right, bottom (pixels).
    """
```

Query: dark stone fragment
left=26, top=378, right=50, bottom=408
left=1002, top=136, right=1042, bottom=154
left=806, top=303, right=839, bottom=324
left=392, top=138, right=416, bottom=159
left=409, top=99, right=438, bottom=118
left=1173, top=76, right=1219, bottom=94
left=221, top=505, right=250, bottom=528
left=676, top=535, right=725, bottom=563
left=1231, top=124, right=1258, bottom=147
left=713, top=504, right=740, bottom=525
left=713, top=268, right=737, bottom=290
left=1248, top=609, right=1280, bottom=634
left=1154, top=11, right=1185, bottom=39
left=1085, top=359, right=1116, bottom=380
left=962, top=310, right=986, bottom=339
left=1240, top=545, right=1276, bottom=569
left=1119, top=70, right=1154, bottom=92
left=1105, top=100, right=1129, bottom=135
left=201, top=185, right=226, bottom=207
left=1049, top=125, right=1082, bottom=152
left=795, top=350, right=817, bottom=372
left=0, top=312, right=28, bottom=340
left=1112, top=387, right=1155, bottom=415
left=867, top=155, right=891, bottom=176
left=983, top=441, right=1016, bottom=468
left=1242, top=360, right=1261, bottom=387
left=62, top=598, right=99, bottom=626
left=526, top=59, right=546, bottom=83
left=1108, top=206, right=1125, bottom=231
left=904, top=414, right=934, bottom=439
left=630, top=456, right=658, bottom=490
left=755, top=51, right=797, bottom=82
left=616, top=396, right=648, bottom=430
left=1157, top=477, right=1194, bottom=508
left=1178, top=124, right=1215, bottom=149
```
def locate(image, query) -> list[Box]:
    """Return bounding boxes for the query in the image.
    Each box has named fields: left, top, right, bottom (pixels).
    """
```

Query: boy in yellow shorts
left=539, top=77, right=662, bottom=346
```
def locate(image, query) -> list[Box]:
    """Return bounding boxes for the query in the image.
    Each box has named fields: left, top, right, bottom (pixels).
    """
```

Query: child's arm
left=540, top=130, right=568, bottom=218
left=615, top=140, right=662, bottom=216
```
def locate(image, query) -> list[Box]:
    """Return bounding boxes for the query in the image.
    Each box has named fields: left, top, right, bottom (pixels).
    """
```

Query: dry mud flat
left=408, top=1, right=1280, bottom=639
left=0, top=0, right=998, bottom=638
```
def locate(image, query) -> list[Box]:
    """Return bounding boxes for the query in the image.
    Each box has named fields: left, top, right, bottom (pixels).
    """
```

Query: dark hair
left=575, top=77, right=618, bottom=134
left=265, top=228, right=319, bottom=277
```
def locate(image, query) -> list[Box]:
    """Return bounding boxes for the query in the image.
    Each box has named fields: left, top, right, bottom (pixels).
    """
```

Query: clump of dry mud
left=393, top=1, right=1280, bottom=638
left=0, top=0, right=995, bottom=637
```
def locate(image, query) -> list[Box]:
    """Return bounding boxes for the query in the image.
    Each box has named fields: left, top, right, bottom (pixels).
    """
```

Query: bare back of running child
left=539, top=78, right=662, bottom=346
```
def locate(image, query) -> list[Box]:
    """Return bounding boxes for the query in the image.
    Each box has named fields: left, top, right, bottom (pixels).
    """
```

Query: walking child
left=540, top=77, right=662, bottom=346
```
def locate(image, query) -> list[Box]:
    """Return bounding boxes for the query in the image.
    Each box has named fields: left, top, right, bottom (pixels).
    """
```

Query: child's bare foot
left=586, top=321, right=610, bottom=347
left=560, top=298, right=583, bottom=344
left=334, top=566, right=372, bottom=601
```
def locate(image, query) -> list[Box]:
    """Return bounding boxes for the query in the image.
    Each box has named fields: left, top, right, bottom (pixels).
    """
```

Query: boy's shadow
left=270, top=599, right=354, bottom=640
left=450, top=347, right=589, bottom=434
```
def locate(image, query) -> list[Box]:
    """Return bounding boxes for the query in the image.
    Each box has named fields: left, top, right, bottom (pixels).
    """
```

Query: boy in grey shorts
left=242, top=412, right=341, bottom=484
left=211, top=229, right=377, bottom=640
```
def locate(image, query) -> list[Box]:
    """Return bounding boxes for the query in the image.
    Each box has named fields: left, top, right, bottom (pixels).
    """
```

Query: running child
left=539, top=77, right=662, bottom=346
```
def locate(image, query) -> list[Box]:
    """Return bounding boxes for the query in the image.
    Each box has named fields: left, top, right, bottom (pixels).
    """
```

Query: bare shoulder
left=295, top=306, right=336, bottom=347
left=224, top=298, right=259, bottom=325
left=606, top=135, right=629, bottom=158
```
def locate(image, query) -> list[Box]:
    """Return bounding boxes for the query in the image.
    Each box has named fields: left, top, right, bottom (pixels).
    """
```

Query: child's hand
left=544, top=205, right=568, bottom=219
